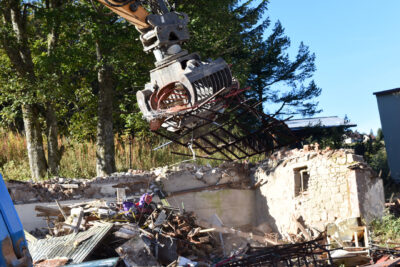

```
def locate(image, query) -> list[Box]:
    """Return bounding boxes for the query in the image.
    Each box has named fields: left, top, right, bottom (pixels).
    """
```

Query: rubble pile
left=31, top=192, right=258, bottom=266
left=27, top=187, right=381, bottom=266
left=369, top=244, right=400, bottom=265
left=216, top=239, right=333, bottom=267
left=8, top=179, right=92, bottom=203
left=29, top=190, right=342, bottom=267
left=7, top=162, right=252, bottom=204
left=8, top=146, right=393, bottom=266
left=6, top=171, right=153, bottom=204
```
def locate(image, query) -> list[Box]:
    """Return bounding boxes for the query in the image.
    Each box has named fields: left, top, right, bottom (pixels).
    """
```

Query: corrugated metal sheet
left=28, top=223, right=113, bottom=264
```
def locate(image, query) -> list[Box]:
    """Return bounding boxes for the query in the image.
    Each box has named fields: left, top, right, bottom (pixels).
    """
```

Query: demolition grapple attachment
left=98, top=0, right=237, bottom=131
left=138, top=53, right=237, bottom=132
left=97, top=0, right=297, bottom=160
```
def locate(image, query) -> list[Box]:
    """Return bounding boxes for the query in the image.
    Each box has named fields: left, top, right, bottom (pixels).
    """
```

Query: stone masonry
left=8, top=145, right=385, bottom=238
left=254, top=145, right=385, bottom=237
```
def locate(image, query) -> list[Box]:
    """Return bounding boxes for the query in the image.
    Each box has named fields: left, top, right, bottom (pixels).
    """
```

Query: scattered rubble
left=216, top=239, right=333, bottom=266
left=6, top=162, right=251, bottom=205
left=369, top=244, right=400, bottom=266
left=28, top=188, right=247, bottom=266
left=27, top=190, right=337, bottom=266
left=9, top=145, right=393, bottom=266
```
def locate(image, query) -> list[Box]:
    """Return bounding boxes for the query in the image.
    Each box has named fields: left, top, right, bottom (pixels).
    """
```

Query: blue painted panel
left=0, top=174, right=29, bottom=259
left=0, top=209, right=12, bottom=267
left=376, top=93, right=400, bottom=182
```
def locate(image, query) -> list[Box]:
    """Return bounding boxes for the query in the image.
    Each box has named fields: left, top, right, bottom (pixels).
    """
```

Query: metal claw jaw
left=137, top=53, right=235, bottom=132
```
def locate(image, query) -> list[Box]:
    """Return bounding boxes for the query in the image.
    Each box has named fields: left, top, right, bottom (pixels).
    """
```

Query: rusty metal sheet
left=28, top=223, right=113, bottom=264
left=154, top=90, right=297, bottom=161
left=367, top=257, right=400, bottom=267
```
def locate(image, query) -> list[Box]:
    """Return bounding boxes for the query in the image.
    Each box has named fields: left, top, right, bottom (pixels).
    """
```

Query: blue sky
left=265, top=0, right=400, bottom=134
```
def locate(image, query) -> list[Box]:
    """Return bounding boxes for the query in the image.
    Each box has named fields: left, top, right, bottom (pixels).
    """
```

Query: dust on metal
left=28, top=223, right=113, bottom=264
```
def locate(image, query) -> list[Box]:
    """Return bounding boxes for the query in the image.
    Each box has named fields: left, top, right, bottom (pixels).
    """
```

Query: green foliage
left=0, top=130, right=268, bottom=180
left=0, top=160, right=32, bottom=181
left=377, top=128, right=384, bottom=142
left=1, top=0, right=321, bottom=136
left=371, top=213, right=400, bottom=244
left=303, top=126, right=347, bottom=149
left=0, top=0, right=322, bottom=178
left=369, top=148, right=389, bottom=176
left=176, top=0, right=321, bottom=117
left=353, top=134, right=389, bottom=179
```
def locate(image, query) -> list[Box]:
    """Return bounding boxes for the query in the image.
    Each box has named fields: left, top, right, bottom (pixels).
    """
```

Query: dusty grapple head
left=99, top=0, right=297, bottom=159
left=109, top=0, right=236, bottom=132
left=137, top=51, right=237, bottom=132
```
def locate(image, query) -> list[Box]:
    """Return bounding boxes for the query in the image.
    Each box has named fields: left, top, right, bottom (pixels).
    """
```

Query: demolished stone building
left=158, top=146, right=385, bottom=238
left=254, top=145, right=385, bottom=237
left=8, top=146, right=385, bottom=239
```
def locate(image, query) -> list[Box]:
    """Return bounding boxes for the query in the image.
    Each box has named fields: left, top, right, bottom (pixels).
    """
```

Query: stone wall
left=167, top=189, right=256, bottom=228
left=8, top=162, right=255, bottom=229
left=254, top=146, right=385, bottom=236
left=6, top=147, right=385, bottom=235
left=158, top=162, right=255, bottom=228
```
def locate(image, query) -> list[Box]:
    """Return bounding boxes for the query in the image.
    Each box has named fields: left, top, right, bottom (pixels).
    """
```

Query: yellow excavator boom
left=96, top=0, right=150, bottom=30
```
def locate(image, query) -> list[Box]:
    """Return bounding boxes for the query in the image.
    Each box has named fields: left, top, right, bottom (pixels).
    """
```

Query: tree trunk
left=1, top=0, right=48, bottom=180
left=95, top=42, right=116, bottom=177
left=46, top=105, right=62, bottom=176
left=45, top=0, right=63, bottom=176
left=22, top=104, right=48, bottom=180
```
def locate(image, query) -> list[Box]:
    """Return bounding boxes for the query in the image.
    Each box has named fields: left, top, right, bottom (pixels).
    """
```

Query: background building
left=374, top=88, right=400, bottom=182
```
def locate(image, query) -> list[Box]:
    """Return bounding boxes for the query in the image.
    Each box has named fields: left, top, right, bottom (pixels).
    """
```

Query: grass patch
left=370, top=213, right=400, bottom=245
left=0, top=130, right=267, bottom=180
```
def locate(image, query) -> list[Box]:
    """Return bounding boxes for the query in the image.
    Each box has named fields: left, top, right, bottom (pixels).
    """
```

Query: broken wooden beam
left=55, top=200, right=68, bottom=221
left=293, top=217, right=312, bottom=241
left=35, top=205, right=70, bottom=217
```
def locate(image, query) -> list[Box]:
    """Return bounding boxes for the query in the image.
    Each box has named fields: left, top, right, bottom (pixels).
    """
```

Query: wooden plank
left=56, top=200, right=68, bottom=221
left=35, top=205, right=70, bottom=217
left=293, top=217, right=312, bottom=241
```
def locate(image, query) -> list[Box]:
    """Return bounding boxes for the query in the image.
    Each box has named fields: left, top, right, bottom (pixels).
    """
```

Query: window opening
left=294, top=167, right=309, bottom=196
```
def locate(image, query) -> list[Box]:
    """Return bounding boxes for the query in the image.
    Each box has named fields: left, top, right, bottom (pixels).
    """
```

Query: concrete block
left=167, top=189, right=255, bottom=228
left=160, top=170, right=206, bottom=192
left=203, top=169, right=222, bottom=185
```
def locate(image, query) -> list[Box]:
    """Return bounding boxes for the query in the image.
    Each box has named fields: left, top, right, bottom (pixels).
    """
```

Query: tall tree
left=65, top=1, right=154, bottom=176
left=176, top=0, right=321, bottom=117
left=0, top=0, right=48, bottom=179
left=95, top=38, right=116, bottom=176
left=43, top=0, right=64, bottom=175
left=0, top=0, right=68, bottom=179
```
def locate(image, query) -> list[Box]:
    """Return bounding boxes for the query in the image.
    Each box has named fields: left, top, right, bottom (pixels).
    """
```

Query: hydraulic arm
left=97, top=0, right=237, bottom=132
